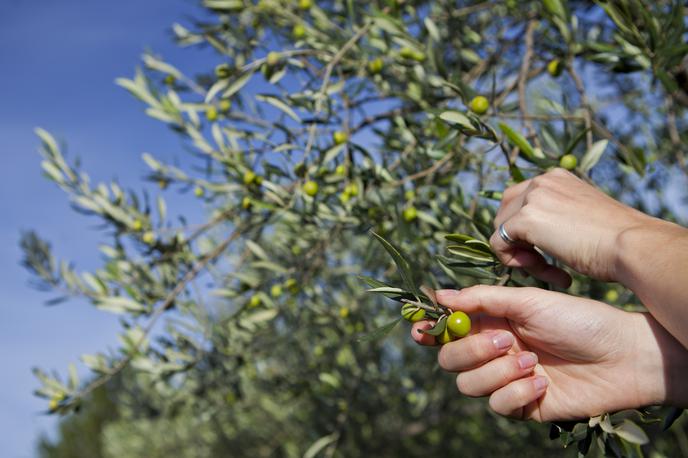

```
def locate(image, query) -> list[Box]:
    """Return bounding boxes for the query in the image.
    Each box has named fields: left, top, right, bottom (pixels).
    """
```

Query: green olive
left=446, top=311, right=471, bottom=338
left=243, top=170, right=257, bottom=185
left=332, top=131, right=348, bottom=145
left=437, top=328, right=456, bottom=345
left=401, top=303, right=425, bottom=322
left=559, top=154, right=578, bottom=170
left=266, top=51, right=281, bottom=67
left=206, top=106, right=218, bottom=122
left=303, top=180, right=319, bottom=196
left=403, top=206, right=418, bottom=222
left=219, top=99, right=232, bottom=112
left=367, top=57, right=384, bottom=74
left=469, top=96, right=489, bottom=115
left=271, top=284, right=283, bottom=298
left=293, top=24, right=306, bottom=39
left=248, top=294, right=261, bottom=307
left=547, top=59, right=564, bottom=77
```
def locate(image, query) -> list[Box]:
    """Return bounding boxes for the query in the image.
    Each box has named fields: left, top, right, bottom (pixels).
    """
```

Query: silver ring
left=498, top=223, right=517, bottom=245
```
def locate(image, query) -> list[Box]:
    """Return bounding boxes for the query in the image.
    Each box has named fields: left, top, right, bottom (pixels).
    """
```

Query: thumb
left=435, top=285, right=545, bottom=322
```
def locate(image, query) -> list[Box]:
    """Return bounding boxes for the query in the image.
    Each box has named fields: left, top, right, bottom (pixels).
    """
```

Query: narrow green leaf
left=580, top=140, right=608, bottom=174
left=257, top=94, right=301, bottom=122
left=356, top=317, right=402, bottom=342
left=439, top=111, right=473, bottom=130
left=447, top=245, right=495, bottom=263
left=613, top=420, right=649, bottom=445
left=498, top=122, right=536, bottom=161
left=222, top=71, right=254, bottom=99
left=422, top=315, right=447, bottom=336
left=370, top=232, right=418, bottom=295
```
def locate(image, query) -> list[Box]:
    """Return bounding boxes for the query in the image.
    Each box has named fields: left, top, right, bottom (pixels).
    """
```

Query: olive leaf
left=356, top=317, right=403, bottom=342
left=613, top=420, right=649, bottom=445
left=420, top=315, right=447, bottom=336
left=370, top=231, right=419, bottom=295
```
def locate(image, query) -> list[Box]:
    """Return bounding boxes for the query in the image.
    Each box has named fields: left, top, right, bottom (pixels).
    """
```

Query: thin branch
left=72, top=223, right=250, bottom=400
left=568, top=61, right=594, bottom=151
left=303, top=20, right=374, bottom=164
left=517, top=20, right=540, bottom=148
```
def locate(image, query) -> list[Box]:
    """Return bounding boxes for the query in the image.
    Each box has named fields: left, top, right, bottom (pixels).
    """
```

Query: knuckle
left=437, top=346, right=452, bottom=370
left=456, top=373, right=479, bottom=397
left=488, top=393, right=506, bottom=416
left=511, top=383, right=532, bottom=406
left=549, top=167, right=568, bottom=178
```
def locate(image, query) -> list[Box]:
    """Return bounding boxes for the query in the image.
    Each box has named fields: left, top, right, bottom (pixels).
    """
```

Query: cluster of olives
left=401, top=303, right=471, bottom=345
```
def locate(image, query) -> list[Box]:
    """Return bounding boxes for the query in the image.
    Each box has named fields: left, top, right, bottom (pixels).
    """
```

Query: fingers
left=488, top=375, right=549, bottom=418
left=438, top=330, right=515, bottom=371
left=489, top=219, right=571, bottom=288
left=410, top=320, right=438, bottom=346
left=498, top=178, right=532, bottom=211
left=455, top=351, right=539, bottom=397
left=435, top=285, right=545, bottom=322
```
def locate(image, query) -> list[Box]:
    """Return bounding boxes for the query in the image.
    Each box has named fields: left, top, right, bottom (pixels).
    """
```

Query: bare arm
left=615, top=217, right=688, bottom=349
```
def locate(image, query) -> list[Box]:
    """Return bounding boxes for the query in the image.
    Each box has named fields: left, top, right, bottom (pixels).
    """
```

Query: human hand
left=490, top=168, right=653, bottom=287
left=411, top=285, right=688, bottom=421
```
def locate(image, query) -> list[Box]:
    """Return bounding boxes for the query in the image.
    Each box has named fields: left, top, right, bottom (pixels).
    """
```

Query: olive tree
left=25, top=0, right=688, bottom=456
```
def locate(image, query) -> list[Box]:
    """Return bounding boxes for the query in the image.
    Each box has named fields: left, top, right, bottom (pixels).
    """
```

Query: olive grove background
left=14, top=0, right=688, bottom=456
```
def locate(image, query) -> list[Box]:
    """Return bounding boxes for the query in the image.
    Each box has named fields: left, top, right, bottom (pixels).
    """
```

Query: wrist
left=629, top=312, right=688, bottom=408
left=612, top=215, right=677, bottom=285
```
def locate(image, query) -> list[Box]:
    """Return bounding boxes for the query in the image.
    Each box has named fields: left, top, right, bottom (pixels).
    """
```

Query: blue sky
left=0, top=1, right=215, bottom=456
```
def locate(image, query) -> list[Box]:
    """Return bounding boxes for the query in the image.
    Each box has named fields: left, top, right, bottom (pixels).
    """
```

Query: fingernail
left=517, top=352, right=538, bottom=370
left=435, top=289, right=460, bottom=299
left=533, top=376, right=549, bottom=392
left=492, top=332, right=514, bottom=350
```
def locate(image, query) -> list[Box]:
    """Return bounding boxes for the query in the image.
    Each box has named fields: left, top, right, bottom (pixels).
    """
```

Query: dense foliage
left=25, top=0, right=688, bottom=456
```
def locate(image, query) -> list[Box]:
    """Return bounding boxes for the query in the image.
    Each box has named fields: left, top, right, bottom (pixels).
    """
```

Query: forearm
left=632, top=312, right=688, bottom=408
left=616, top=217, right=688, bottom=349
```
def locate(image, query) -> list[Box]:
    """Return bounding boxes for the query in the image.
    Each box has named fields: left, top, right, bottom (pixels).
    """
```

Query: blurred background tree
left=23, top=0, right=688, bottom=456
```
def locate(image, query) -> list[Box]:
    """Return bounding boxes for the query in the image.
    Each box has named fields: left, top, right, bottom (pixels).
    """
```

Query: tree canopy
left=25, top=0, right=688, bottom=456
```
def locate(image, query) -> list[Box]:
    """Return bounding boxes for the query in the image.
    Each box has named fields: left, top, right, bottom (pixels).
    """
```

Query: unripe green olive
left=437, top=328, right=456, bottom=345
left=604, top=289, right=619, bottom=303
left=335, top=164, right=347, bottom=176
left=132, top=219, right=144, bottom=232
left=266, top=51, right=281, bottom=67
left=446, top=311, right=471, bottom=338
left=271, top=284, right=283, bottom=298
left=164, top=74, right=176, bottom=86
left=559, top=154, right=578, bottom=170
left=293, top=24, right=306, bottom=39
left=194, top=186, right=205, bottom=197
left=401, top=303, right=425, bottom=322
left=367, top=57, right=384, bottom=74
left=243, top=170, right=257, bottom=185
left=298, top=0, right=312, bottom=9
left=142, top=231, right=156, bottom=245
left=344, top=183, right=358, bottom=197
left=547, top=59, right=564, bottom=77
left=403, top=206, right=418, bottom=222
left=303, top=180, right=319, bottom=196
left=206, top=106, right=218, bottom=122
left=219, top=99, right=232, bottom=112
left=469, top=96, right=489, bottom=115
left=248, top=294, right=261, bottom=307
left=332, top=131, right=348, bottom=145
left=242, top=196, right=252, bottom=209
